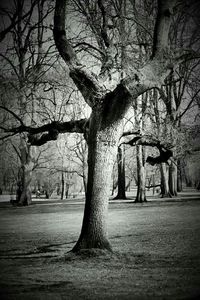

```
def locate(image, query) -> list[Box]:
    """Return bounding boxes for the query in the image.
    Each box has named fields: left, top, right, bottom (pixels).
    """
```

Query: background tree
left=0, top=0, right=56, bottom=205
left=114, top=144, right=126, bottom=199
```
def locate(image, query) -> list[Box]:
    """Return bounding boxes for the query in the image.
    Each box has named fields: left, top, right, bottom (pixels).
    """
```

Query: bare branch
left=0, top=132, right=18, bottom=141
left=179, top=88, right=200, bottom=119
left=74, top=42, right=105, bottom=57
left=0, top=0, right=38, bottom=42
left=0, top=105, right=25, bottom=126
left=12, top=143, right=21, bottom=159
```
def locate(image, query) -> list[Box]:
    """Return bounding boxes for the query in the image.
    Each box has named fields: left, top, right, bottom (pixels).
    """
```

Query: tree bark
left=135, top=145, right=147, bottom=203
left=16, top=138, right=33, bottom=206
left=82, top=162, right=88, bottom=196
left=61, top=171, right=66, bottom=200
left=72, top=112, right=122, bottom=252
left=177, top=159, right=183, bottom=192
left=114, top=145, right=126, bottom=199
left=169, top=159, right=178, bottom=196
left=160, top=163, right=171, bottom=198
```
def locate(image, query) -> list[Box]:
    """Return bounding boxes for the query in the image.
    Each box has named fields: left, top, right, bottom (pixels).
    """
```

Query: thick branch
left=53, top=0, right=104, bottom=106
left=122, top=57, right=173, bottom=94
left=122, top=130, right=141, bottom=137
left=1, top=118, right=88, bottom=146
left=146, top=148, right=173, bottom=165
left=53, top=0, right=77, bottom=64
left=97, top=0, right=110, bottom=48
left=120, top=133, right=173, bottom=165
left=28, top=119, right=88, bottom=146
left=146, top=184, right=161, bottom=189
left=28, top=129, right=59, bottom=146
left=121, top=134, right=162, bottom=147
left=152, top=0, right=177, bottom=58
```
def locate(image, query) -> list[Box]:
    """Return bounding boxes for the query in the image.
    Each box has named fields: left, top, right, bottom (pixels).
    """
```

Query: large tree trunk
left=135, top=145, right=147, bottom=203
left=160, top=163, right=171, bottom=198
left=72, top=113, right=122, bottom=253
left=114, top=145, right=126, bottom=199
left=16, top=138, right=33, bottom=206
left=182, top=161, right=193, bottom=187
left=169, top=159, right=178, bottom=196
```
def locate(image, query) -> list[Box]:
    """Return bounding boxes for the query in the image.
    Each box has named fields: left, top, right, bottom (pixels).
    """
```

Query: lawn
left=0, top=199, right=200, bottom=299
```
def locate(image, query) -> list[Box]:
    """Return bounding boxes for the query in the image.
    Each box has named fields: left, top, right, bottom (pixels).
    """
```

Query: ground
left=0, top=192, right=200, bottom=299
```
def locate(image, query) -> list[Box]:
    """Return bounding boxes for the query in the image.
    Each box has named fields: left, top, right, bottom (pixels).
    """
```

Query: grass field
left=0, top=198, right=200, bottom=299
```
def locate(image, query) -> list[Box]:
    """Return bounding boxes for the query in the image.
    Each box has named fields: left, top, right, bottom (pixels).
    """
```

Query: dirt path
left=0, top=200, right=200, bottom=299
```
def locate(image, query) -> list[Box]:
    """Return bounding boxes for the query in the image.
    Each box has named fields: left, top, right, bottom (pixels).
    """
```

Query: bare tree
left=0, top=0, right=75, bottom=205
left=1, top=0, right=199, bottom=253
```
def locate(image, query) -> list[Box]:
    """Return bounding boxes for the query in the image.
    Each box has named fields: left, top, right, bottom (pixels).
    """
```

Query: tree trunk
left=135, top=145, right=147, bottom=203
left=177, top=159, right=182, bottom=192
left=152, top=175, right=156, bottom=195
left=61, top=171, right=66, bottom=200
left=111, top=179, right=115, bottom=196
left=72, top=113, right=122, bottom=253
left=16, top=139, right=33, bottom=206
left=160, top=163, right=171, bottom=198
left=185, top=177, right=193, bottom=187
left=126, top=178, right=132, bottom=192
left=114, top=145, right=126, bottom=199
left=195, top=181, right=200, bottom=191
left=82, top=163, right=88, bottom=196
left=169, top=160, right=177, bottom=196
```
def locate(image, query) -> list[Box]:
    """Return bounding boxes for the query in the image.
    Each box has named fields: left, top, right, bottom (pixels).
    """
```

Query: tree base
left=70, top=248, right=113, bottom=257
left=113, top=194, right=127, bottom=200
left=134, top=197, right=147, bottom=203
left=10, top=199, right=31, bottom=206
left=160, top=192, right=172, bottom=198
left=72, top=237, right=112, bottom=253
left=170, top=192, right=178, bottom=197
